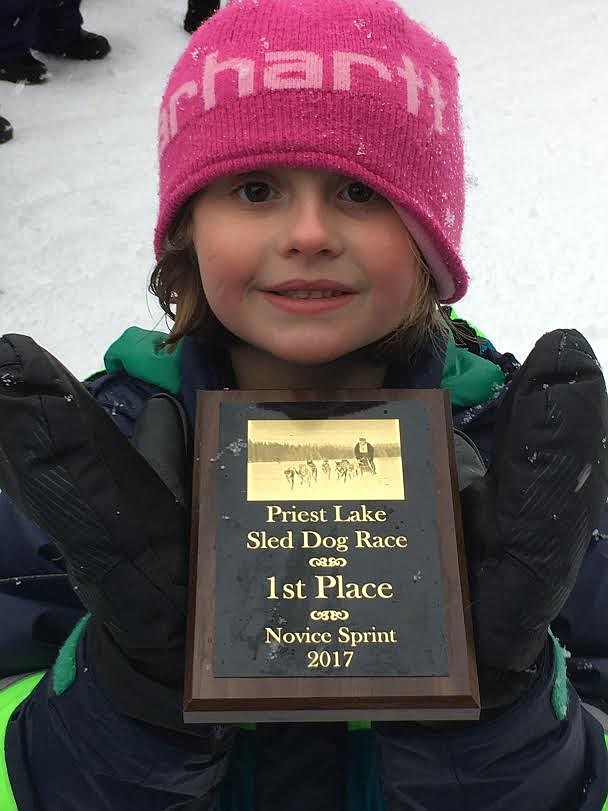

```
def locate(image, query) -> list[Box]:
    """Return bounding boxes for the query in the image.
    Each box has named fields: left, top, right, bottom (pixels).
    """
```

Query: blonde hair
left=149, top=203, right=451, bottom=358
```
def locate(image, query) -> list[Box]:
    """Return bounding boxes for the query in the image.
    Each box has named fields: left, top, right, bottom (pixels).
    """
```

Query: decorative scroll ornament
left=309, top=610, right=350, bottom=622
left=308, top=557, right=347, bottom=568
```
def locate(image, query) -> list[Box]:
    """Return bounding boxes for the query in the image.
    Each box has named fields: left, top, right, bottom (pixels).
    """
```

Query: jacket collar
left=179, top=335, right=446, bottom=429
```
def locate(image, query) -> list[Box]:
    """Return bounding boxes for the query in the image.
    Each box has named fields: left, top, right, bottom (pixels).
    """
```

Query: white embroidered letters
left=427, top=72, right=446, bottom=135
left=169, top=80, right=197, bottom=138
left=397, top=55, right=423, bottom=116
left=333, top=51, right=391, bottom=91
left=160, top=49, right=450, bottom=153
left=202, top=50, right=255, bottom=111
left=158, top=108, right=170, bottom=155
left=264, top=51, right=323, bottom=90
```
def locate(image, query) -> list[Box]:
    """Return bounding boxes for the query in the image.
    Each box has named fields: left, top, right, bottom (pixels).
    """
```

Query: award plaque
left=184, top=389, right=479, bottom=722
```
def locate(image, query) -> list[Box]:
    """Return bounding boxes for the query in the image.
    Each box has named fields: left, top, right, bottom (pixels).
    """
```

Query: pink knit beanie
left=156, top=0, right=468, bottom=303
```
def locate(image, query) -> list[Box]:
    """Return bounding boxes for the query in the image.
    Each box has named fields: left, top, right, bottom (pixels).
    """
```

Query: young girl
left=0, top=0, right=607, bottom=808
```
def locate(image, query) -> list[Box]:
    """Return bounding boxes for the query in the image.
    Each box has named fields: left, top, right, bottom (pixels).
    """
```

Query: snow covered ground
left=0, top=0, right=606, bottom=379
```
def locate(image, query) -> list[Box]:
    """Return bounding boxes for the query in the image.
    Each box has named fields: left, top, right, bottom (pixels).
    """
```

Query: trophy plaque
left=184, top=389, right=479, bottom=722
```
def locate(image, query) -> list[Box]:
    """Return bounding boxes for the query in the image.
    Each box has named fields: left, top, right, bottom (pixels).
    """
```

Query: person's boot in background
left=34, top=29, right=110, bottom=60
left=0, top=3, right=48, bottom=84
left=184, top=0, right=220, bottom=33
left=0, top=0, right=110, bottom=85
left=33, top=0, right=110, bottom=61
left=0, top=114, right=13, bottom=143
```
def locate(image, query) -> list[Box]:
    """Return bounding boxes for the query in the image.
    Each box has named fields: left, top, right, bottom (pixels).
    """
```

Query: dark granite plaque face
left=214, top=400, right=446, bottom=678
left=185, top=390, right=479, bottom=722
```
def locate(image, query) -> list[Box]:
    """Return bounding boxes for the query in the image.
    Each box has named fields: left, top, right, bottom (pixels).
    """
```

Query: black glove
left=460, top=329, right=608, bottom=708
left=0, top=334, right=188, bottom=685
left=0, top=334, right=235, bottom=754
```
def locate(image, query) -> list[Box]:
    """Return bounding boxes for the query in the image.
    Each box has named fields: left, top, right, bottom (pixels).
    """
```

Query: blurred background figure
left=0, top=112, right=13, bottom=143
left=0, top=0, right=110, bottom=85
left=183, top=0, right=221, bottom=33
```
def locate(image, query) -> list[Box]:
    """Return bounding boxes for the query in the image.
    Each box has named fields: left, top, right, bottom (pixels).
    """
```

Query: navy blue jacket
left=2, top=333, right=608, bottom=810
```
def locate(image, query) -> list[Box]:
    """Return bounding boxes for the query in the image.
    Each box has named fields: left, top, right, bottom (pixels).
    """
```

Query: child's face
left=191, top=168, right=420, bottom=366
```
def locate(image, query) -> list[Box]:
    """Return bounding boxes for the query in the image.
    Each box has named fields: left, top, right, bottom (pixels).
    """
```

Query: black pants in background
left=0, top=0, right=83, bottom=57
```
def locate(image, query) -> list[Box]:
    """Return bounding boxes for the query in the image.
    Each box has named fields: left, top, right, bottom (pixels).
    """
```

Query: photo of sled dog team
left=247, top=420, right=405, bottom=501
left=283, top=438, right=376, bottom=491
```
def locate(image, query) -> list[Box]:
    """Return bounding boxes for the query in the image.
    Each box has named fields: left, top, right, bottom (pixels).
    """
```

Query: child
left=1, top=0, right=607, bottom=808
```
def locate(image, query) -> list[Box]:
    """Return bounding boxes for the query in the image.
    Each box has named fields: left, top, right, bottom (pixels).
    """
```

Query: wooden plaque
left=184, top=389, right=479, bottom=722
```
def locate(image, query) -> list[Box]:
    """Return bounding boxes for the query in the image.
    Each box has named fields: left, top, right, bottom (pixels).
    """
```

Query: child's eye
left=235, top=182, right=276, bottom=203
left=339, top=182, right=380, bottom=204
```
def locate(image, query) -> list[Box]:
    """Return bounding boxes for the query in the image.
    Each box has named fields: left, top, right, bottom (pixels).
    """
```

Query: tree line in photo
left=248, top=440, right=399, bottom=463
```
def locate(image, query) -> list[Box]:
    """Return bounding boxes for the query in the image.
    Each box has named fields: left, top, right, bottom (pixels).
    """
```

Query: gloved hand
left=0, top=334, right=235, bottom=753
left=0, top=334, right=188, bottom=684
left=460, top=329, right=608, bottom=709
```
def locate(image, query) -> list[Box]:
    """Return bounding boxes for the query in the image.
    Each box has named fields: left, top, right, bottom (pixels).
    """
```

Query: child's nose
left=278, top=197, right=343, bottom=258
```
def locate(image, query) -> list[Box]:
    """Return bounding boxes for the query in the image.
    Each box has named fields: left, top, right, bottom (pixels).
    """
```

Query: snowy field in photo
left=0, top=0, right=606, bottom=379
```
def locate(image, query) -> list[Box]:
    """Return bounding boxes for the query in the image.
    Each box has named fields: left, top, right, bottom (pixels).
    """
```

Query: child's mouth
left=275, top=290, right=347, bottom=299
left=262, top=284, right=355, bottom=314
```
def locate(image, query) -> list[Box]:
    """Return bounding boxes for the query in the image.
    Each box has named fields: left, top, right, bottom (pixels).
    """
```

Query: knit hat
left=155, top=0, right=468, bottom=303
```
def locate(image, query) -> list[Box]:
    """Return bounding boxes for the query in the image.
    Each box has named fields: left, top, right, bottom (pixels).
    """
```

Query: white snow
left=0, top=0, right=607, bottom=379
